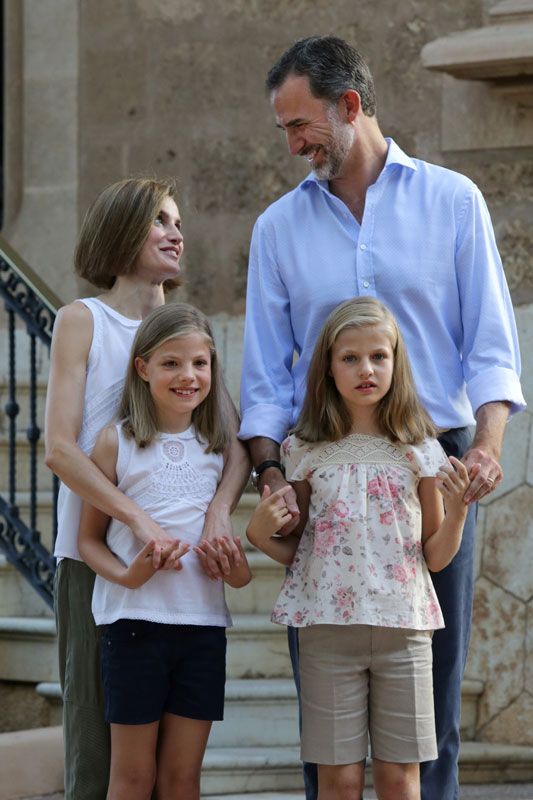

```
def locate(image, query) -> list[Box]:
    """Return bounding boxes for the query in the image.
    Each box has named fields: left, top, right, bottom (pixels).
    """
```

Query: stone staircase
left=2, top=383, right=533, bottom=796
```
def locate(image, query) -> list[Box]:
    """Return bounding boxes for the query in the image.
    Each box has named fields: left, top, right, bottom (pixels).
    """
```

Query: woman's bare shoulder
left=52, top=300, right=94, bottom=358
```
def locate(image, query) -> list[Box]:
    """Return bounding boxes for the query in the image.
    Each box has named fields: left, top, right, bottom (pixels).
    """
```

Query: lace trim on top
left=315, top=435, right=413, bottom=470
left=126, top=439, right=216, bottom=509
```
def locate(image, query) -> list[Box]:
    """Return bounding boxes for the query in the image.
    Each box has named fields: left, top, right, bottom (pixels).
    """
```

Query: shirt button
left=360, top=243, right=367, bottom=251
left=363, top=281, right=370, bottom=289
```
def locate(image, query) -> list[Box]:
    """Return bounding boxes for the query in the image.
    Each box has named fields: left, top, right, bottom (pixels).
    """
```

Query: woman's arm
left=246, top=481, right=310, bottom=566
left=45, top=302, right=179, bottom=551
left=420, top=457, right=470, bottom=572
left=202, top=387, right=251, bottom=541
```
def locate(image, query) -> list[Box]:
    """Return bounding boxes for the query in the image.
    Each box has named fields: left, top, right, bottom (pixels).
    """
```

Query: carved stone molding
left=421, top=1, right=533, bottom=99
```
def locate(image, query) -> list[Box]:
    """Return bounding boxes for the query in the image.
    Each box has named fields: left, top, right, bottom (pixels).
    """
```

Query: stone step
left=3, top=727, right=533, bottom=800
left=0, top=436, right=52, bottom=494
left=232, top=493, right=258, bottom=541
left=0, top=380, right=48, bottom=432
left=0, top=491, right=55, bottom=552
left=34, top=678, right=301, bottom=745
left=227, top=614, right=291, bottom=679
left=225, top=550, right=285, bottom=614
left=459, top=742, right=533, bottom=784
left=0, top=613, right=291, bottom=683
left=202, top=747, right=303, bottom=794
left=0, top=726, right=63, bottom=800
left=0, top=617, right=58, bottom=683
left=0, top=556, right=52, bottom=618
left=34, top=675, right=483, bottom=749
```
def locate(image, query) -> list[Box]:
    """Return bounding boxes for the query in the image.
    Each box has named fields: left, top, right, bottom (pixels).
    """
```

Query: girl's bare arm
left=77, top=426, right=135, bottom=585
left=420, top=457, right=469, bottom=572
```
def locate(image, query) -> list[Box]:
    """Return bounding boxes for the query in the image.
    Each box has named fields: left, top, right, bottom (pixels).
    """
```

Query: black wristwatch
left=251, top=459, right=285, bottom=490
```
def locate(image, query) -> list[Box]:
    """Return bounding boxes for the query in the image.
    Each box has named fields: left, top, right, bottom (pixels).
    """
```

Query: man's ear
left=134, top=356, right=149, bottom=381
left=340, top=89, right=361, bottom=123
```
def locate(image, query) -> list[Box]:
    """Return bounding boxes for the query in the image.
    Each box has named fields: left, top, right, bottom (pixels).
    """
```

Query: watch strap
left=255, top=459, right=285, bottom=479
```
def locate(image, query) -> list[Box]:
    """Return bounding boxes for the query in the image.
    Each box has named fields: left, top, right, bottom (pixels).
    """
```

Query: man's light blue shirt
left=239, top=139, right=525, bottom=443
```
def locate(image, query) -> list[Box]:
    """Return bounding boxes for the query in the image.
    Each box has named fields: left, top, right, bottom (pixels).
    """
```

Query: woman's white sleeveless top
left=54, top=298, right=140, bottom=561
left=91, top=425, right=230, bottom=627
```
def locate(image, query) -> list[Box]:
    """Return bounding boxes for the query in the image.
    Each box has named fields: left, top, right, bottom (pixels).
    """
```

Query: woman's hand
left=194, top=536, right=251, bottom=587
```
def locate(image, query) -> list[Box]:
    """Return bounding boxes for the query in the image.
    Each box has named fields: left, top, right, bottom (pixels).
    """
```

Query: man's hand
left=461, top=401, right=509, bottom=504
left=258, top=468, right=300, bottom=535
left=462, top=446, right=503, bottom=504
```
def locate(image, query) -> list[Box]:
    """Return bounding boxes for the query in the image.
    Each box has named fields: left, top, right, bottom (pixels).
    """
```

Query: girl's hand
left=122, top=540, right=159, bottom=589
left=247, top=484, right=294, bottom=542
left=436, top=456, right=470, bottom=518
left=159, top=539, right=190, bottom=571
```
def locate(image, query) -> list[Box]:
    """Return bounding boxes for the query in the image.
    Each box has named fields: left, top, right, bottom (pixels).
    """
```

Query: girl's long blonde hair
left=119, top=303, right=230, bottom=452
left=293, top=297, right=436, bottom=445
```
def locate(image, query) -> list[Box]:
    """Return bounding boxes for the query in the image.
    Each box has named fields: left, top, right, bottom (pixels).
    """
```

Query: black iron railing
left=0, top=234, right=62, bottom=608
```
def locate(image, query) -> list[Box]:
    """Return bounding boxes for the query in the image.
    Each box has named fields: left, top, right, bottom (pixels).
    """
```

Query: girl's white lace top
left=54, top=298, right=141, bottom=561
left=91, top=425, right=230, bottom=627
left=272, top=433, right=447, bottom=631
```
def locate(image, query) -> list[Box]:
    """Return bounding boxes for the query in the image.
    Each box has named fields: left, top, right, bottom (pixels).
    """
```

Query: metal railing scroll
left=0, top=235, right=62, bottom=609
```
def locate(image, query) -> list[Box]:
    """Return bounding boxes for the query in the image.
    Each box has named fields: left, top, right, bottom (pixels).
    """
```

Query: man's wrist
left=252, top=460, right=285, bottom=490
left=256, top=465, right=287, bottom=493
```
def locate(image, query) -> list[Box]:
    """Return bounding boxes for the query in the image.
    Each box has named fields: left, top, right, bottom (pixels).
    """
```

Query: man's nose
left=286, top=128, right=304, bottom=156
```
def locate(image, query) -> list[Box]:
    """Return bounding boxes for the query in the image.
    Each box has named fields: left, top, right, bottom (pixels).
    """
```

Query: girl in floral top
left=247, top=297, right=470, bottom=800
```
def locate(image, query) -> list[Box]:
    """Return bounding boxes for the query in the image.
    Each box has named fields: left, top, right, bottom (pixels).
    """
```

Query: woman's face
left=134, top=196, right=184, bottom=284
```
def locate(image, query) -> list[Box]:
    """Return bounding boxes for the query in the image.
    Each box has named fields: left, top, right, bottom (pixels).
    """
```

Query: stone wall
left=2, top=0, right=532, bottom=745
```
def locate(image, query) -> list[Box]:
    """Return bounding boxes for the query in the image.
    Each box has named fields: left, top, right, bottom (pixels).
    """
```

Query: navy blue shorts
left=100, top=619, right=227, bottom=725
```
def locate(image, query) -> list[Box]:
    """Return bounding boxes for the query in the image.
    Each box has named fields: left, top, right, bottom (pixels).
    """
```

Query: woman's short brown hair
left=75, top=177, right=180, bottom=290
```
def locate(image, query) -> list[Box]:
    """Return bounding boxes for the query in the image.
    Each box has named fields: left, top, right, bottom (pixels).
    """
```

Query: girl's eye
left=343, top=355, right=356, bottom=362
left=372, top=353, right=386, bottom=360
left=154, top=214, right=164, bottom=226
left=195, top=359, right=208, bottom=367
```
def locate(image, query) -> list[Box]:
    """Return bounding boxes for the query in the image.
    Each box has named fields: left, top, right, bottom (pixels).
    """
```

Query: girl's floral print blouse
left=272, top=433, right=448, bottom=631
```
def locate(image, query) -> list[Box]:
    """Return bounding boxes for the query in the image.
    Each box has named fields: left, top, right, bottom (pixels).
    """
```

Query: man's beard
left=312, top=108, right=354, bottom=181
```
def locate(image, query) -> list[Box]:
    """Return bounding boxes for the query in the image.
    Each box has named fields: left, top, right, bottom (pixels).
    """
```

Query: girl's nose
left=359, top=359, right=373, bottom=376
left=178, top=364, right=194, bottom=381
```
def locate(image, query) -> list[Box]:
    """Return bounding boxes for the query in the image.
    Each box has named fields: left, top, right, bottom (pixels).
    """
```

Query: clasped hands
left=122, top=535, right=246, bottom=589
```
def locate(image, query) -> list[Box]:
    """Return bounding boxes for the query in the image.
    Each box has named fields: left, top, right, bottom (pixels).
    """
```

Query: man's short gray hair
left=266, top=35, right=376, bottom=117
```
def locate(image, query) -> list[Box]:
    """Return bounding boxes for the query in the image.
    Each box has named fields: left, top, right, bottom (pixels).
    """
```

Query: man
left=239, top=36, right=525, bottom=800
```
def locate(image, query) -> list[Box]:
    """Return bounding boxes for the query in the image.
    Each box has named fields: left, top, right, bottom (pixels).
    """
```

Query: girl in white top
left=78, top=302, right=251, bottom=800
left=247, top=297, right=470, bottom=800
left=45, top=178, right=249, bottom=800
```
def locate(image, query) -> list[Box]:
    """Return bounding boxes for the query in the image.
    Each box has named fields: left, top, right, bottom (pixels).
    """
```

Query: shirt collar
left=300, top=137, right=417, bottom=191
